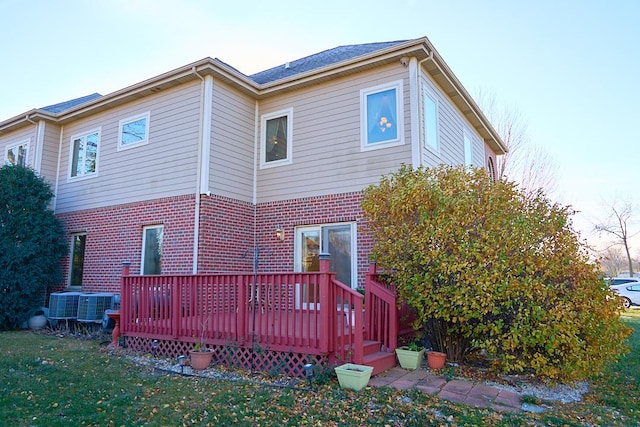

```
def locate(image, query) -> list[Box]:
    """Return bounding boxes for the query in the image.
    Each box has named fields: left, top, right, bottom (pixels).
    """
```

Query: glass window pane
left=324, top=225, right=352, bottom=287
left=121, top=118, right=147, bottom=145
left=70, top=234, right=86, bottom=287
left=143, top=226, right=163, bottom=275
left=424, top=94, right=438, bottom=150
left=367, top=88, right=397, bottom=144
left=265, top=116, right=288, bottom=162
left=72, top=137, right=83, bottom=177
left=85, top=133, right=98, bottom=174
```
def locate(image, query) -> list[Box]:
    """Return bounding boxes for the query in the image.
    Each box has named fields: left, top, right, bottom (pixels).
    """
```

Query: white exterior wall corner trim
left=408, top=57, right=421, bottom=167
left=200, top=75, right=214, bottom=194
left=34, top=121, right=45, bottom=171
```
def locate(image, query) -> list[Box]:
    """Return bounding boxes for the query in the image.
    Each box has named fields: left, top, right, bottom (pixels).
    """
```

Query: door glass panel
left=324, top=225, right=352, bottom=287
left=300, top=230, right=320, bottom=305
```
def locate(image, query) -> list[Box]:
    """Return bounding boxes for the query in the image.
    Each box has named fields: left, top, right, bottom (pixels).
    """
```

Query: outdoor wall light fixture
left=276, top=225, right=285, bottom=241
left=177, top=355, right=188, bottom=374
left=303, top=363, right=315, bottom=389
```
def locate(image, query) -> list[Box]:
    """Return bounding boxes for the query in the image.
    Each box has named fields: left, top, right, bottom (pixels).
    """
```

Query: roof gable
left=249, top=40, right=408, bottom=84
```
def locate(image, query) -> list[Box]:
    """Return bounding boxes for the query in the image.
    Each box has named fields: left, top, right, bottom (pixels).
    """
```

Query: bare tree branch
left=594, top=199, right=639, bottom=276
left=477, top=91, right=559, bottom=199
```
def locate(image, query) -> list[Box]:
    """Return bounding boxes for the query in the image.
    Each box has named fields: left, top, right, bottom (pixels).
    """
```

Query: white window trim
left=360, top=80, right=404, bottom=151
left=67, top=127, right=101, bottom=182
left=141, top=224, right=164, bottom=275
left=4, top=138, right=30, bottom=166
left=260, top=108, right=293, bottom=169
left=117, top=111, right=151, bottom=151
left=422, top=87, right=440, bottom=155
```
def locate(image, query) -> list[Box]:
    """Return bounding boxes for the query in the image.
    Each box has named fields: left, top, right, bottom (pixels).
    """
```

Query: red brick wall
left=55, top=191, right=373, bottom=293
left=197, top=194, right=254, bottom=272
left=57, top=195, right=197, bottom=293
left=256, top=191, right=372, bottom=288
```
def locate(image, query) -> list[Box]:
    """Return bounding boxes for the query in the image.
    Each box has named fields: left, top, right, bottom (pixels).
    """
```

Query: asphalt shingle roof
left=41, top=93, right=102, bottom=114
left=249, top=40, right=409, bottom=84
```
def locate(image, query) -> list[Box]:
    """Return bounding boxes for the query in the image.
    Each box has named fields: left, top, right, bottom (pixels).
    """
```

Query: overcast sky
left=1, top=0, right=637, bottom=253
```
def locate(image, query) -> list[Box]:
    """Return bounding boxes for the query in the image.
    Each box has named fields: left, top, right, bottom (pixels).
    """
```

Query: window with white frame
left=142, top=225, right=163, bottom=275
left=4, top=140, right=29, bottom=166
left=118, top=111, right=150, bottom=151
left=69, top=233, right=86, bottom=288
left=261, top=108, right=293, bottom=168
left=360, top=80, right=403, bottom=150
left=69, top=128, right=100, bottom=179
left=463, top=130, right=473, bottom=167
left=423, top=89, right=439, bottom=152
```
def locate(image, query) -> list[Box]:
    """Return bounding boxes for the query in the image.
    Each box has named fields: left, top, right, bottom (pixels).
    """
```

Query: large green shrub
left=0, top=165, right=67, bottom=330
left=362, top=164, right=631, bottom=381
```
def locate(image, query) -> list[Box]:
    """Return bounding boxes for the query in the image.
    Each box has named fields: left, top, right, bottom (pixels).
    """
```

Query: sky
left=1, top=0, right=638, bottom=255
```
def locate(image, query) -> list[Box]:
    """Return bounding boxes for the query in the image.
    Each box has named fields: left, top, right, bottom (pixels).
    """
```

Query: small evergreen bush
left=0, top=165, right=67, bottom=330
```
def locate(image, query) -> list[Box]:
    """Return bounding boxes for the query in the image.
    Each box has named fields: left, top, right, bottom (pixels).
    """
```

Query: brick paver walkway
left=368, top=366, right=522, bottom=412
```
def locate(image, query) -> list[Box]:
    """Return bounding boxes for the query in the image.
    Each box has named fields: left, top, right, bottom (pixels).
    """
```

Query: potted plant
left=426, top=350, right=447, bottom=370
left=334, top=363, right=373, bottom=391
left=189, top=317, right=213, bottom=370
left=395, top=341, right=425, bottom=370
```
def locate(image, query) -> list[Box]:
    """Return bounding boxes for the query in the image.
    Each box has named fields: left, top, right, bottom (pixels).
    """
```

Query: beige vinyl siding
left=420, top=73, right=485, bottom=167
left=209, top=80, right=255, bottom=202
left=256, top=63, right=412, bottom=203
left=0, top=125, right=36, bottom=166
left=40, top=123, right=62, bottom=185
left=55, top=81, right=202, bottom=213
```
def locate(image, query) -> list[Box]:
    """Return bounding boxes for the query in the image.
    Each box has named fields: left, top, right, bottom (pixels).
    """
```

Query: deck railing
left=364, top=263, right=415, bottom=350
left=119, top=255, right=365, bottom=363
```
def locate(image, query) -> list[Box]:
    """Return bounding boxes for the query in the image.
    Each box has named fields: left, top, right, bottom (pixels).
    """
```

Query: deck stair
left=361, top=339, right=396, bottom=375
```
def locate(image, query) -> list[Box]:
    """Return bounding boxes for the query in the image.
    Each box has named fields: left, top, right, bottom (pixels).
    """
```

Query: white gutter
left=253, top=101, right=259, bottom=248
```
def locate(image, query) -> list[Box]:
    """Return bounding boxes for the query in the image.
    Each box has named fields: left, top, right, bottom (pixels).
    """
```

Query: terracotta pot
left=427, top=351, right=446, bottom=370
left=190, top=350, right=213, bottom=370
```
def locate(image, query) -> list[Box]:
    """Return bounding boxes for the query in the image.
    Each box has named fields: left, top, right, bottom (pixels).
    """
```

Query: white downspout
left=191, top=67, right=213, bottom=274
left=253, top=101, right=259, bottom=248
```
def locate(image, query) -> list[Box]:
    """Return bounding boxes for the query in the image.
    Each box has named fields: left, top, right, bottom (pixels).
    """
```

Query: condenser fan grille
left=48, top=292, right=81, bottom=319
left=77, top=293, right=115, bottom=322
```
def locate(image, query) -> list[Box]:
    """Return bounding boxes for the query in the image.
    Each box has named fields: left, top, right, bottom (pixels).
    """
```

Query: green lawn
left=1, top=312, right=639, bottom=426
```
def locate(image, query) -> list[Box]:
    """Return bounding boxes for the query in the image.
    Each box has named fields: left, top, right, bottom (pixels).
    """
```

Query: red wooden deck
left=118, top=257, right=407, bottom=375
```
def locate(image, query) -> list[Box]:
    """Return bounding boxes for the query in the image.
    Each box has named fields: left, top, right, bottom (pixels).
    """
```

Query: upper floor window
left=4, top=140, right=29, bottom=166
left=423, top=90, right=439, bottom=153
left=118, top=112, right=150, bottom=151
left=360, top=80, right=404, bottom=150
left=261, top=108, right=293, bottom=168
left=463, top=130, right=473, bottom=167
left=69, top=128, right=100, bottom=179
left=487, top=157, right=497, bottom=181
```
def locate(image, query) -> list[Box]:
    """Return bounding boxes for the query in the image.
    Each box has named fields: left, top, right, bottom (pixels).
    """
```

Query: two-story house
left=1, top=37, right=505, bottom=372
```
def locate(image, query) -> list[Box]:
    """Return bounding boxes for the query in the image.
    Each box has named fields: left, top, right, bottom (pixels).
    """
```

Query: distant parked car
left=610, top=282, right=640, bottom=309
left=609, top=277, right=640, bottom=286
